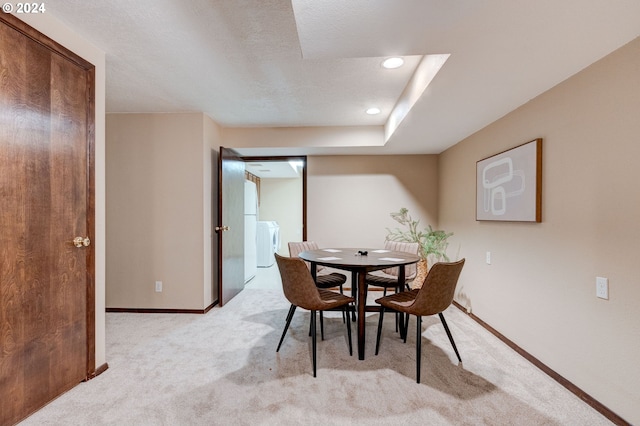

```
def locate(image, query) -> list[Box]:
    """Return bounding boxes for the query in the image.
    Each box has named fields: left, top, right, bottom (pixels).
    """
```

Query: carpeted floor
left=20, top=266, right=611, bottom=425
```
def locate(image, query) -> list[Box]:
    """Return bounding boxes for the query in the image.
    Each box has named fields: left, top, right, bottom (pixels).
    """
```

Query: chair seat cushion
left=316, top=272, right=347, bottom=289
left=375, top=289, right=419, bottom=312
left=365, top=272, right=405, bottom=288
left=317, top=289, right=354, bottom=310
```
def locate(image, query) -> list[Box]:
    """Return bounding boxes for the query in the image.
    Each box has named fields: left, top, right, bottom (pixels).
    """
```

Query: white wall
left=439, top=37, right=640, bottom=424
left=258, top=177, right=303, bottom=256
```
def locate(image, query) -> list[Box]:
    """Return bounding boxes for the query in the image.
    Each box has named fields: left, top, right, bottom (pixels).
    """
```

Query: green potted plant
left=386, top=208, right=453, bottom=287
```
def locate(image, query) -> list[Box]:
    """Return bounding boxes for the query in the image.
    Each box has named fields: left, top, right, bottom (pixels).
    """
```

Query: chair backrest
left=288, top=241, right=325, bottom=272
left=382, top=240, right=420, bottom=278
left=275, top=253, right=326, bottom=311
left=409, top=259, right=465, bottom=316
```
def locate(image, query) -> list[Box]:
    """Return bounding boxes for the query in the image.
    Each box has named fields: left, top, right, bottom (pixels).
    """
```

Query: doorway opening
left=241, top=156, right=307, bottom=285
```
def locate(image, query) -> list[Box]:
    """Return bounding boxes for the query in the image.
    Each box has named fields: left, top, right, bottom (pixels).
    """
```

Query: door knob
left=215, top=226, right=230, bottom=232
left=73, top=236, right=91, bottom=247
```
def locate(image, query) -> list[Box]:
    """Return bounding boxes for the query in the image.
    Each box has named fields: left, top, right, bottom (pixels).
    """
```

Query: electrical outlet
left=155, top=281, right=163, bottom=292
left=596, top=277, right=608, bottom=300
left=486, top=251, right=491, bottom=265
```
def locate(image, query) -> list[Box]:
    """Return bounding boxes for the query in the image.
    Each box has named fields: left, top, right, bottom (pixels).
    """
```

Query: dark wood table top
left=299, top=248, right=420, bottom=270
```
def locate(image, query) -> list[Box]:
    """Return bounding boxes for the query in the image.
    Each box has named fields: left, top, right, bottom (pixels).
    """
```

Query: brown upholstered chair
left=275, top=253, right=354, bottom=377
left=288, top=241, right=352, bottom=331
left=288, top=241, right=348, bottom=293
left=374, top=259, right=465, bottom=383
left=365, top=241, right=420, bottom=296
left=366, top=241, right=420, bottom=332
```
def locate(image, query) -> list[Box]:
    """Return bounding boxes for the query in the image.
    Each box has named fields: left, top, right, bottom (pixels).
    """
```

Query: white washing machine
left=257, top=221, right=280, bottom=267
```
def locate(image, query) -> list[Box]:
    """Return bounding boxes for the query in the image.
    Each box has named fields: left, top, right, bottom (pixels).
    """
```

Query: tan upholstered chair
left=275, top=254, right=354, bottom=377
left=288, top=241, right=352, bottom=332
left=288, top=241, right=347, bottom=292
left=365, top=241, right=420, bottom=332
left=375, top=259, right=465, bottom=383
left=365, top=241, right=420, bottom=295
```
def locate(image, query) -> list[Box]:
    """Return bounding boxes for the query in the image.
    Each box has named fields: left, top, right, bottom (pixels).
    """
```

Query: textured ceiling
left=45, top=0, right=640, bottom=155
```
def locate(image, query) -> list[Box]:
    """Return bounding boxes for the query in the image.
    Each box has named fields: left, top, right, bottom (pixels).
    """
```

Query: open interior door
left=217, top=147, right=245, bottom=306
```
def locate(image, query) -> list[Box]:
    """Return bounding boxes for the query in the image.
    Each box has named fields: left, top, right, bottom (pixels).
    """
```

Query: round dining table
left=299, top=248, right=420, bottom=360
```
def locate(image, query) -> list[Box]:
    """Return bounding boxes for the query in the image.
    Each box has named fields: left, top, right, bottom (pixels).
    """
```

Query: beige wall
left=17, top=13, right=107, bottom=368
left=307, top=155, right=439, bottom=248
left=107, top=113, right=219, bottom=310
left=258, top=178, right=303, bottom=256
left=439, top=37, right=640, bottom=423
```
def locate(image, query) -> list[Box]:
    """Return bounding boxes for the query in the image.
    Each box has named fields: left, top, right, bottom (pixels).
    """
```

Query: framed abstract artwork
left=476, top=138, right=542, bottom=222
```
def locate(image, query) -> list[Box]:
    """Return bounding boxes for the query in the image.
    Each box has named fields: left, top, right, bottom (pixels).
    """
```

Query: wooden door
left=0, top=15, right=95, bottom=425
left=217, top=147, right=245, bottom=306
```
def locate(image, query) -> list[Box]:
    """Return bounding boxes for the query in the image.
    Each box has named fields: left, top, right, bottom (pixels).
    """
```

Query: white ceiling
left=46, top=0, right=640, bottom=155
left=245, top=161, right=302, bottom=179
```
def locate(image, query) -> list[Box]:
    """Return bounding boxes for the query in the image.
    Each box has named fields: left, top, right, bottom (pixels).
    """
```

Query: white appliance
left=257, top=221, right=280, bottom=267
left=244, top=180, right=258, bottom=282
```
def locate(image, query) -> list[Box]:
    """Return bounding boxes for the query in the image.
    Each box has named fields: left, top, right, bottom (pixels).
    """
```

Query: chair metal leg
left=345, top=306, right=353, bottom=356
left=439, top=313, right=462, bottom=363
left=394, top=286, right=401, bottom=333
left=375, top=306, right=386, bottom=355
left=340, top=284, right=347, bottom=323
left=403, top=314, right=409, bottom=343
left=416, top=315, right=422, bottom=383
left=311, top=310, right=317, bottom=377
left=392, top=287, right=407, bottom=332
left=277, top=304, right=297, bottom=352
left=309, top=311, right=325, bottom=341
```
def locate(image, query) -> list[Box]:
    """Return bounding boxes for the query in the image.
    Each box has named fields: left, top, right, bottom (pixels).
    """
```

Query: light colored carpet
left=20, top=266, right=611, bottom=425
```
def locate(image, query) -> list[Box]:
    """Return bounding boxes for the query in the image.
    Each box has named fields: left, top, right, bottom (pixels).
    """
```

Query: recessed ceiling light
left=382, top=57, right=404, bottom=69
left=366, top=107, right=381, bottom=115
